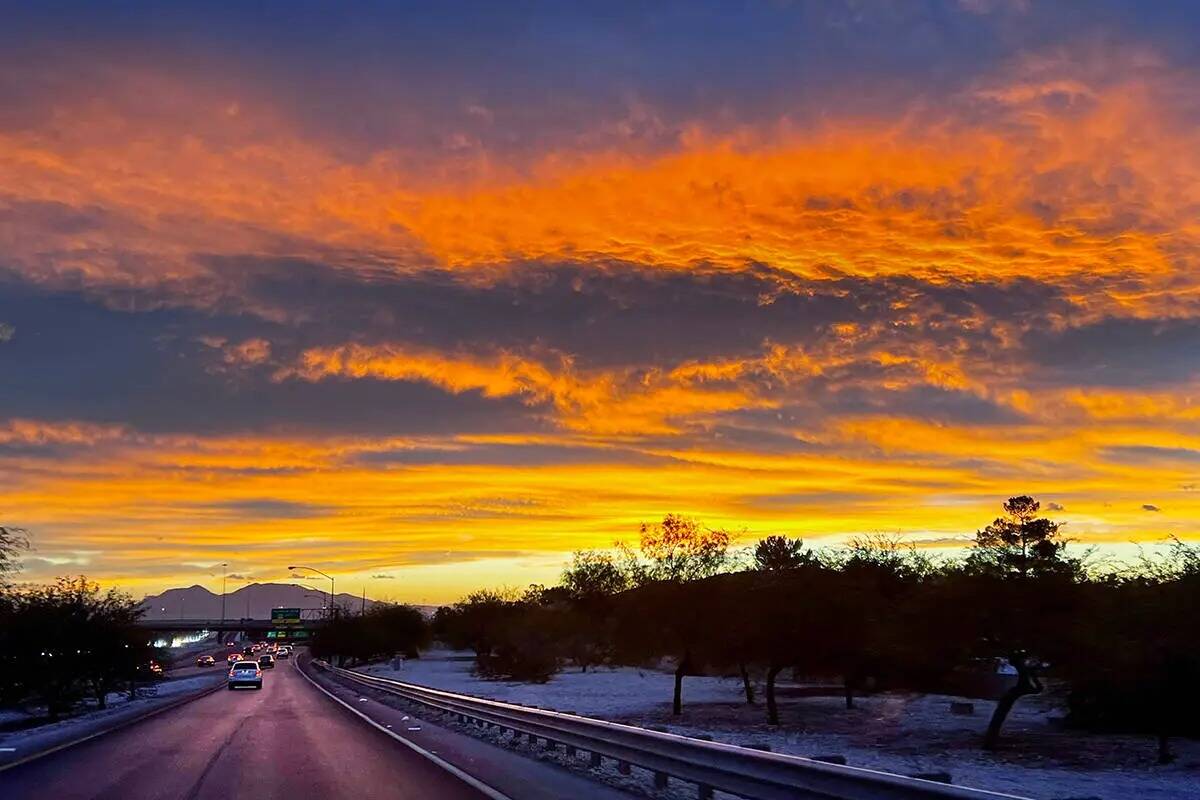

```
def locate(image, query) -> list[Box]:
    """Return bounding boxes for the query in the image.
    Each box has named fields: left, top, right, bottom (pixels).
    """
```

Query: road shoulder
left=0, top=673, right=226, bottom=772
left=298, top=655, right=637, bottom=800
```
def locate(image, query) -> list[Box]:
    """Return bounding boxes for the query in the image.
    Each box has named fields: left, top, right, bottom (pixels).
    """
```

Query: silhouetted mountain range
left=138, top=582, right=434, bottom=620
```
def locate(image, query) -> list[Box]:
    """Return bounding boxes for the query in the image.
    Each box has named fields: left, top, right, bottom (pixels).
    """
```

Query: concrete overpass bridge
left=135, top=612, right=325, bottom=644
left=135, top=618, right=321, bottom=633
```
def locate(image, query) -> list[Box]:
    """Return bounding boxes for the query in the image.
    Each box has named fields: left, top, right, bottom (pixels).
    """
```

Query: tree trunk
left=983, top=655, right=1042, bottom=750
left=739, top=662, right=755, bottom=705
left=1157, top=732, right=1174, bottom=765
left=672, top=650, right=692, bottom=716
left=766, top=664, right=783, bottom=725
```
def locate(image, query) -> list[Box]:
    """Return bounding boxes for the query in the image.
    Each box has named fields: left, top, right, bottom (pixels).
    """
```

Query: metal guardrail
left=317, top=662, right=1031, bottom=800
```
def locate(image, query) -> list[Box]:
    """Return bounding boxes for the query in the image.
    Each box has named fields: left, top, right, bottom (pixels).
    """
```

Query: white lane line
left=294, top=659, right=513, bottom=800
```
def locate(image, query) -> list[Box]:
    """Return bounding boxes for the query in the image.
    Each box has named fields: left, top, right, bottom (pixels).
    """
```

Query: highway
left=0, top=658, right=492, bottom=800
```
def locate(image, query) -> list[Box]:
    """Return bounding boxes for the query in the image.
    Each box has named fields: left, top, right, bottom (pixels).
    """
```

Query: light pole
left=219, top=563, right=228, bottom=626
left=289, top=565, right=334, bottom=618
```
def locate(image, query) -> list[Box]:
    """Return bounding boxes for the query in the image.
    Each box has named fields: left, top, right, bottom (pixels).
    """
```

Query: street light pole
left=288, top=565, right=334, bottom=618
left=220, top=563, right=228, bottom=627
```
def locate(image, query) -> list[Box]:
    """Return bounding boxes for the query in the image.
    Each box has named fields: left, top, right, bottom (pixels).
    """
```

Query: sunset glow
left=2, top=2, right=1199, bottom=602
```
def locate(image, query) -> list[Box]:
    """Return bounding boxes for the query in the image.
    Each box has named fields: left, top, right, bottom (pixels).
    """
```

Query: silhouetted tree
left=963, top=496, right=1079, bottom=750
left=623, top=514, right=732, bottom=585
left=829, top=536, right=933, bottom=709
left=559, top=552, right=627, bottom=671
left=0, top=577, right=154, bottom=718
left=561, top=550, right=629, bottom=599
left=435, top=588, right=562, bottom=681
left=312, top=603, right=429, bottom=666
left=752, top=535, right=812, bottom=571
left=0, top=525, right=28, bottom=588
left=966, top=496, right=1074, bottom=579
left=1064, top=540, right=1200, bottom=763
left=613, top=576, right=727, bottom=715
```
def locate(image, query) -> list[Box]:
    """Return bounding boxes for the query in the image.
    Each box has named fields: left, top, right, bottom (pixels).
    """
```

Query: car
left=196, top=655, right=216, bottom=667
left=228, top=660, right=262, bottom=690
left=137, top=660, right=165, bottom=680
left=242, top=644, right=255, bottom=656
left=226, top=653, right=240, bottom=666
left=275, top=647, right=291, bottom=659
left=258, top=653, right=275, bottom=669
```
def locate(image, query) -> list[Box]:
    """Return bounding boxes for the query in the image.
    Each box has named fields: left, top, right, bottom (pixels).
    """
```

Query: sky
left=2, top=0, right=1200, bottom=603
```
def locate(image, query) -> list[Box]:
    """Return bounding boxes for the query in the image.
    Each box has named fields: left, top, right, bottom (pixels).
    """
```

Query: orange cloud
left=0, top=45, right=1196, bottom=322
left=278, top=343, right=770, bottom=435
left=0, top=419, right=128, bottom=446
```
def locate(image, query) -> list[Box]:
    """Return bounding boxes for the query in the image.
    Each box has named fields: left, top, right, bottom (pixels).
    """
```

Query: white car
left=276, top=646, right=291, bottom=659
left=228, top=660, right=263, bottom=690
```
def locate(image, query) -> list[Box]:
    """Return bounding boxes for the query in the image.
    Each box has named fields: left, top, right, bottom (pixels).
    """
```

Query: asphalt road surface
left=0, top=659, right=491, bottom=800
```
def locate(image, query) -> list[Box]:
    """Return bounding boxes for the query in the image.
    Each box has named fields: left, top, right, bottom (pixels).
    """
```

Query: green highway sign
left=270, top=607, right=302, bottom=625
left=267, top=629, right=310, bottom=640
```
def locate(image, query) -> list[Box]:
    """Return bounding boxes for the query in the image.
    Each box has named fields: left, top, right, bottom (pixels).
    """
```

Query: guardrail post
left=565, top=744, right=576, bottom=757
left=589, top=752, right=602, bottom=768
left=654, top=771, right=669, bottom=790
left=618, top=760, right=631, bottom=775
left=696, top=784, right=713, bottom=800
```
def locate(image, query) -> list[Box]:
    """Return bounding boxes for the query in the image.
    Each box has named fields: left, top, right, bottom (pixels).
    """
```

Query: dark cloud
left=354, top=442, right=666, bottom=468
left=196, top=257, right=1070, bottom=370
left=1143, top=504, right=1162, bottom=512
left=9, top=1, right=1169, bottom=161
left=0, top=260, right=1073, bottom=442
left=1046, top=502, right=1065, bottom=511
left=1023, top=318, right=1200, bottom=388
left=199, top=499, right=332, bottom=519
left=1101, top=446, right=1200, bottom=465
left=741, top=490, right=877, bottom=509
left=0, top=279, right=550, bottom=438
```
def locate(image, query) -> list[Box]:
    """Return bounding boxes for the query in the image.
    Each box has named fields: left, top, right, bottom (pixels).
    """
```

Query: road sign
left=268, top=629, right=310, bottom=640
left=271, top=607, right=302, bottom=625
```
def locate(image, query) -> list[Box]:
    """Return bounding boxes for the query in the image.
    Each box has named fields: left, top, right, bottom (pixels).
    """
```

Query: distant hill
left=139, top=582, right=436, bottom=620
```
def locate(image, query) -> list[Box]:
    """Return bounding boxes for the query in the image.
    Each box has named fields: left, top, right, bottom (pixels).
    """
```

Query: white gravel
left=361, top=650, right=1200, bottom=800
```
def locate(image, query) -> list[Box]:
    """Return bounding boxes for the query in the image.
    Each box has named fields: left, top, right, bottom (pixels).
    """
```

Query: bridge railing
left=133, top=618, right=321, bottom=631
left=317, top=662, right=1031, bottom=800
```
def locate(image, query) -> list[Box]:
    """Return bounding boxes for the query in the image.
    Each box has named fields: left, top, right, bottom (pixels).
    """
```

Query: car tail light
left=255, top=669, right=262, bottom=677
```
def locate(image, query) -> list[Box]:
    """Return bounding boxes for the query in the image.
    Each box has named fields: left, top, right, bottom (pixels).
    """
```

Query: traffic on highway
left=0, top=648, right=496, bottom=800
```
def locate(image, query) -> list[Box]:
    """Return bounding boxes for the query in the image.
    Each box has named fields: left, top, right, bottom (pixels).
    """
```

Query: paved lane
left=0, top=659, right=491, bottom=800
